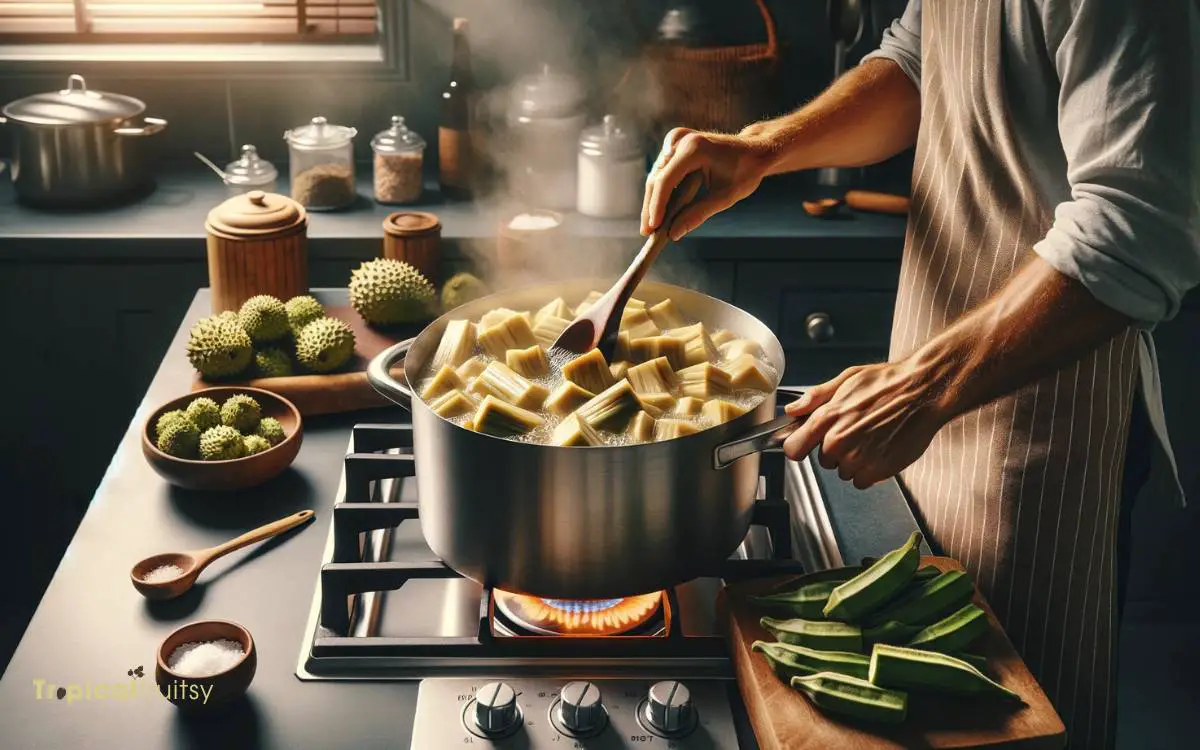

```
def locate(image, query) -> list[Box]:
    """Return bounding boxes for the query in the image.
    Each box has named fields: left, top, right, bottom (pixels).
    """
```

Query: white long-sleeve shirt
left=864, top=0, right=1199, bottom=502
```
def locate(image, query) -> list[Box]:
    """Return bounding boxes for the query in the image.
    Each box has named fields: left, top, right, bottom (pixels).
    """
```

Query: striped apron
left=888, top=2, right=1139, bottom=748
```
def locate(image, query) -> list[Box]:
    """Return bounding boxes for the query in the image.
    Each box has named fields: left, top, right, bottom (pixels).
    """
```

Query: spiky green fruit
left=155, top=410, right=192, bottom=438
left=156, top=420, right=200, bottom=459
left=243, top=434, right=272, bottom=456
left=295, top=317, right=356, bottom=373
left=239, top=295, right=289, bottom=344
left=349, top=258, right=435, bottom=325
left=216, top=310, right=240, bottom=324
left=440, top=272, right=489, bottom=311
left=187, top=316, right=253, bottom=380
left=185, top=398, right=221, bottom=431
left=255, top=417, right=286, bottom=445
left=285, top=296, right=326, bottom=335
left=199, top=425, right=246, bottom=461
left=254, top=348, right=294, bottom=378
left=220, top=394, right=262, bottom=433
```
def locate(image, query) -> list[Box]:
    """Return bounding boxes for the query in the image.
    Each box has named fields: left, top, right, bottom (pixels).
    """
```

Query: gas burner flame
left=494, top=591, right=663, bottom=636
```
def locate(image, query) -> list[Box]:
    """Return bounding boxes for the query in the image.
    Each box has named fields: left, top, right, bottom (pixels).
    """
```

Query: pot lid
left=383, top=211, right=440, bottom=237
left=224, top=144, right=278, bottom=186
left=284, top=116, right=357, bottom=150
left=371, top=115, right=425, bottom=154
left=206, top=190, right=306, bottom=238
left=1, top=74, right=145, bottom=126
left=580, top=115, right=640, bottom=159
left=510, top=64, right=586, bottom=119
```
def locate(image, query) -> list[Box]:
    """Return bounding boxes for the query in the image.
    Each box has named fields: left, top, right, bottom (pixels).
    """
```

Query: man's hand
left=782, top=361, right=950, bottom=489
left=641, top=127, right=771, bottom=240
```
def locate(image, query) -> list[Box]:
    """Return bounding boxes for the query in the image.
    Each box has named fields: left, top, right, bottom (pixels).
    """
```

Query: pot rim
left=2, top=75, right=147, bottom=127
left=371, top=278, right=788, bottom=454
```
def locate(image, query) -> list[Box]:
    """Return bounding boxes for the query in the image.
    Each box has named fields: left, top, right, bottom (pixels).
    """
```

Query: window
left=0, top=1, right=377, bottom=41
left=0, top=1, right=402, bottom=71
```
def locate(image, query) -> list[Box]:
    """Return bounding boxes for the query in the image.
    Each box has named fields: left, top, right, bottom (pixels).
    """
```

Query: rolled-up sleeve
left=860, top=0, right=922, bottom=87
left=1032, top=0, right=1200, bottom=326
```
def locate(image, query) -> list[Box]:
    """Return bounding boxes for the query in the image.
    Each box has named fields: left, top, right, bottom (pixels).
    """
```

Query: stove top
left=294, top=390, right=832, bottom=748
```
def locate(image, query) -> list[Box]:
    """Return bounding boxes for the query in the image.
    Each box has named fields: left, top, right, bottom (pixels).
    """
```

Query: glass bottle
left=439, top=17, right=475, bottom=200
left=283, top=116, right=358, bottom=211
left=222, top=144, right=277, bottom=197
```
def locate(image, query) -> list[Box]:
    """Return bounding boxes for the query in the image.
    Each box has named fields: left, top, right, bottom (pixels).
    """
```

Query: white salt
left=167, top=639, right=245, bottom=677
left=142, top=564, right=184, bottom=583
left=508, top=213, right=560, bottom=231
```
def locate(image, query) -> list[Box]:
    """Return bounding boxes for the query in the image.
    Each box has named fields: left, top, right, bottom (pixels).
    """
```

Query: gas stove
left=295, top=390, right=840, bottom=748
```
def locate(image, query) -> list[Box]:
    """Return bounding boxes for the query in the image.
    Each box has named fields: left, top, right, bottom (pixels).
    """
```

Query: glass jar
left=371, top=115, right=425, bottom=205
left=223, top=144, right=278, bottom=197
left=506, top=65, right=586, bottom=210
left=283, top=116, right=357, bottom=210
left=577, top=115, right=644, bottom=218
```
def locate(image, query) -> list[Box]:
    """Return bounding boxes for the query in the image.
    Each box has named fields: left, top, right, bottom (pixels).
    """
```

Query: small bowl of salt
left=156, top=620, right=256, bottom=709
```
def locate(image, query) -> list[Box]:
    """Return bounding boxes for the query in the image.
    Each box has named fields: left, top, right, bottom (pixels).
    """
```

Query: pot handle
left=712, top=413, right=806, bottom=470
left=366, top=338, right=416, bottom=412
left=114, top=116, right=168, bottom=137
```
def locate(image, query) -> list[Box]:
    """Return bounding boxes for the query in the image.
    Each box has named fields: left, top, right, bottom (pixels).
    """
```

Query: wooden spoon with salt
left=547, top=171, right=705, bottom=364
left=130, top=510, right=315, bottom=601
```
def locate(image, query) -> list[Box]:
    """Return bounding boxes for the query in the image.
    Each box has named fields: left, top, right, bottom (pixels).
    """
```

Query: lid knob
left=64, top=74, right=87, bottom=95
left=248, top=191, right=266, bottom=206
left=603, top=114, right=616, bottom=135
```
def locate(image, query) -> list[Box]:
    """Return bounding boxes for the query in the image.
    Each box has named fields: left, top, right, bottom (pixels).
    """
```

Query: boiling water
left=416, top=313, right=777, bottom=447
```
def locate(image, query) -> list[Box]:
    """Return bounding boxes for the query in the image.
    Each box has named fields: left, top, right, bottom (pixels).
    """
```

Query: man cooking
left=641, top=1, right=1197, bottom=747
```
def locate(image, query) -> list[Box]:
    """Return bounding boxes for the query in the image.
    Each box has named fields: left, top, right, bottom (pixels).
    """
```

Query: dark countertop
left=0, top=288, right=919, bottom=750
left=0, top=169, right=907, bottom=261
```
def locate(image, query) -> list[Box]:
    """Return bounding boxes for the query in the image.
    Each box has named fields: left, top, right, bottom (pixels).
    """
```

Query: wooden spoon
left=130, top=509, right=315, bottom=601
left=548, top=171, right=706, bottom=364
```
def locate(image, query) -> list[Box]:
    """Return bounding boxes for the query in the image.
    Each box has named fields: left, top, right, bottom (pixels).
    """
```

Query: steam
left=436, top=0, right=714, bottom=298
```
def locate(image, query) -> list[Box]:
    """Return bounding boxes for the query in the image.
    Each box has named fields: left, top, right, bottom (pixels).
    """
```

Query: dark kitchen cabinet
left=733, top=260, right=901, bottom=384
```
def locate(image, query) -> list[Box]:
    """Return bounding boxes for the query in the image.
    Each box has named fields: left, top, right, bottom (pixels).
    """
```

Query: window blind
left=0, top=0, right=378, bottom=41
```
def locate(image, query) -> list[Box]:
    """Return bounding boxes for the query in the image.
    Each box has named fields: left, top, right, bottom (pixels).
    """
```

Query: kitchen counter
left=0, top=288, right=921, bottom=750
left=0, top=169, right=907, bottom=261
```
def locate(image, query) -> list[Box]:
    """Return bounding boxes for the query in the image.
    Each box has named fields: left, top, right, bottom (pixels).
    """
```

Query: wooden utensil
left=845, top=189, right=910, bottom=215
left=548, top=171, right=705, bottom=362
left=720, top=555, right=1066, bottom=749
left=131, top=510, right=315, bottom=600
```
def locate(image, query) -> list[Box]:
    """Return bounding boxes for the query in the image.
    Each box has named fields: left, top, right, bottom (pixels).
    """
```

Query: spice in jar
left=291, top=163, right=356, bottom=209
left=372, top=116, right=426, bottom=204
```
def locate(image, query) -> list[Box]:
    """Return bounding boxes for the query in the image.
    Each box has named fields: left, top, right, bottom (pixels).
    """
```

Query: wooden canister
left=205, top=190, right=309, bottom=313
left=382, top=211, right=442, bottom=284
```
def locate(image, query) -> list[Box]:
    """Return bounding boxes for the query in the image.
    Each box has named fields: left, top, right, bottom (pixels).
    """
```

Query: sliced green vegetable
left=865, top=569, right=976, bottom=628
left=750, top=580, right=838, bottom=619
left=906, top=603, right=989, bottom=653
left=760, top=616, right=864, bottom=653
left=824, top=531, right=923, bottom=621
left=869, top=644, right=1022, bottom=703
left=790, top=672, right=908, bottom=725
left=752, top=640, right=870, bottom=680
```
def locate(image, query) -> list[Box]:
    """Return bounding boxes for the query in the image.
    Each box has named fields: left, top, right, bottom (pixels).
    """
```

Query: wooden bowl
left=156, top=619, right=256, bottom=709
left=142, top=386, right=302, bottom=491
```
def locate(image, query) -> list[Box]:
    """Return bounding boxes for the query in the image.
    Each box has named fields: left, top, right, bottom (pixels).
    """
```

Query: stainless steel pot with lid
left=366, top=280, right=804, bottom=599
left=0, top=74, right=167, bottom=206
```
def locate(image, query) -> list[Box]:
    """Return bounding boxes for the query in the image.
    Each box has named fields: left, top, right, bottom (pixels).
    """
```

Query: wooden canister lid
left=206, top=190, right=307, bottom=241
left=383, top=211, right=441, bottom=238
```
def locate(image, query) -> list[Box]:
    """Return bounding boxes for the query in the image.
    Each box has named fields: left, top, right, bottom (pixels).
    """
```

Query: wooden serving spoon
left=130, top=509, right=315, bottom=601
left=548, top=171, right=706, bottom=364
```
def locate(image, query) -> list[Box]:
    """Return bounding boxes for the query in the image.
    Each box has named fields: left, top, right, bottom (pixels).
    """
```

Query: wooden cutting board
left=720, top=556, right=1067, bottom=749
left=192, top=305, right=424, bottom=416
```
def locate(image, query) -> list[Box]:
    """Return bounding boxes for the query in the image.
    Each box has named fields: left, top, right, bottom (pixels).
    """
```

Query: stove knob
left=558, top=681, right=604, bottom=734
left=644, top=680, right=695, bottom=735
left=473, top=681, right=521, bottom=735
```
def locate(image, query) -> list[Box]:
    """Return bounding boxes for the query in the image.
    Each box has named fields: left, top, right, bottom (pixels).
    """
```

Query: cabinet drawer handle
left=805, top=312, right=835, bottom=343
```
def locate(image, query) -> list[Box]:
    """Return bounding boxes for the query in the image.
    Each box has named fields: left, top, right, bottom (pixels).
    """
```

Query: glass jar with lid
left=577, top=115, right=645, bottom=218
left=371, top=115, right=425, bottom=205
left=223, top=144, right=278, bottom=197
left=506, top=64, right=587, bottom=210
left=283, top=116, right=358, bottom=210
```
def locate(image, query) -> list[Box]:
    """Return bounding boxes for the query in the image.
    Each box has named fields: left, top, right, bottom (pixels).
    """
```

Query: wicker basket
left=644, top=0, right=780, bottom=134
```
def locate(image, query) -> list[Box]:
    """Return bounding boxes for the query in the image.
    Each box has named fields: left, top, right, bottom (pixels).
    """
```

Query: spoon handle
left=197, top=510, right=315, bottom=566
left=594, top=171, right=705, bottom=353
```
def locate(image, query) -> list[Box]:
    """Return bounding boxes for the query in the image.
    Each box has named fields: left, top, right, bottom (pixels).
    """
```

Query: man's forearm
left=908, top=256, right=1133, bottom=420
left=741, top=59, right=922, bottom=176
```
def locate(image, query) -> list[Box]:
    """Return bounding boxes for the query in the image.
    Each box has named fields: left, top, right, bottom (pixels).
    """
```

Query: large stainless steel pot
left=367, top=280, right=803, bottom=599
left=0, top=75, right=167, bottom=207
